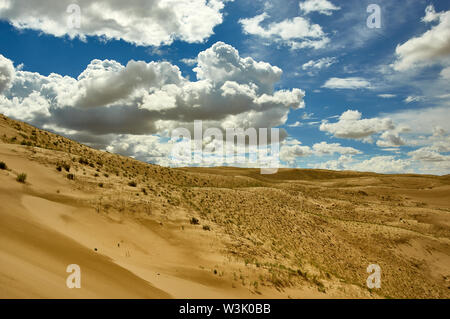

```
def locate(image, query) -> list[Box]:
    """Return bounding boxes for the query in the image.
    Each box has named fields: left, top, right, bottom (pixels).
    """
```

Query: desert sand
left=0, top=114, right=449, bottom=299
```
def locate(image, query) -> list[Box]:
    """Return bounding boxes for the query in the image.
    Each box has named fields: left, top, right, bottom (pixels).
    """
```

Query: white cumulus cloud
left=299, top=0, right=340, bottom=16
left=0, top=54, right=15, bottom=93
left=312, top=141, right=361, bottom=155
left=440, top=66, right=450, bottom=79
left=0, top=0, right=230, bottom=46
left=378, top=94, right=396, bottom=99
left=302, top=57, right=337, bottom=70
left=0, top=42, right=304, bottom=147
left=317, top=155, right=411, bottom=174
left=239, top=12, right=329, bottom=50
left=322, top=77, right=371, bottom=89
left=393, top=5, right=450, bottom=71
left=320, top=110, right=394, bottom=139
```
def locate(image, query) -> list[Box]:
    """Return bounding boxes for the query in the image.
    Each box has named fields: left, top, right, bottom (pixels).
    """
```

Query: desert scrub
left=16, top=173, right=27, bottom=183
left=202, top=225, right=211, bottom=231
left=312, top=276, right=326, bottom=293
left=67, top=173, right=75, bottom=180
left=190, top=217, right=200, bottom=225
left=128, top=181, right=137, bottom=187
left=0, top=161, right=6, bottom=170
left=78, top=158, right=89, bottom=165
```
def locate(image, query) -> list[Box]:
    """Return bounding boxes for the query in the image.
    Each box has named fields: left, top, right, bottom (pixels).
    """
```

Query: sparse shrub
left=0, top=161, right=6, bottom=170
left=202, top=225, right=211, bottom=231
left=63, top=163, right=70, bottom=172
left=94, top=173, right=99, bottom=177
left=79, top=158, right=89, bottom=165
left=296, top=269, right=308, bottom=279
left=16, top=173, right=27, bottom=183
left=56, top=166, right=62, bottom=172
left=98, top=183, right=104, bottom=188
left=103, top=173, right=109, bottom=178
left=190, top=217, right=199, bottom=225
left=142, top=188, right=147, bottom=195
left=67, top=173, right=75, bottom=180
left=128, top=181, right=137, bottom=187
left=312, top=276, right=326, bottom=293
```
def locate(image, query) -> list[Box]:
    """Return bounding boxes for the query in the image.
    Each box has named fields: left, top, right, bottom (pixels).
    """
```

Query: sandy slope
left=0, top=146, right=167, bottom=298
left=0, top=114, right=449, bottom=298
left=0, top=144, right=250, bottom=298
left=0, top=143, right=310, bottom=298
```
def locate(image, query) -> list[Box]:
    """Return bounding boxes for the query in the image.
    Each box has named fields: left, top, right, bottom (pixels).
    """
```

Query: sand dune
left=0, top=114, right=449, bottom=298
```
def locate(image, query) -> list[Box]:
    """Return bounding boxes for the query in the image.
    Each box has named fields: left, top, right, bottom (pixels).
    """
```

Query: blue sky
left=0, top=0, right=449, bottom=174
